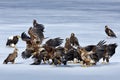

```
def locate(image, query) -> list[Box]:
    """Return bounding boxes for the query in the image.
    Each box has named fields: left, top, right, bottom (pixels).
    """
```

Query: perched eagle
left=33, top=19, right=45, bottom=32
left=45, top=37, right=63, bottom=48
left=105, top=25, right=117, bottom=38
left=6, top=35, right=20, bottom=47
left=92, top=43, right=117, bottom=63
left=70, top=33, right=79, bottom=47
left=3, top=48, right=18, bottom=64
left=64, top=38, right=73, bottom=51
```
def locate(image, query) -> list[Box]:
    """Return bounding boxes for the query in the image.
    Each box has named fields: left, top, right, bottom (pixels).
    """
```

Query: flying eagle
left=105, top=25, right=117, bottom=38
left=70, top=33, right=79, bottom=47
left=6, top=35, right=20, bottom=47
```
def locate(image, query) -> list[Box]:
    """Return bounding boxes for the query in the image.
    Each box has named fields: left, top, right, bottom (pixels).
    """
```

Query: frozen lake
left=0, top=0, right=120, bottom=80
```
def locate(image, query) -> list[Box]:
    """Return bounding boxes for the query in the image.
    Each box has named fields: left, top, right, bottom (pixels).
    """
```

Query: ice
left=0, top=0, right=120, bottom=80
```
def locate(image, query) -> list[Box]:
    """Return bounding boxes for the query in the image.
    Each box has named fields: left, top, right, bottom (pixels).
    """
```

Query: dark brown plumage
left=28, top=26, right=44, bottom=44
left=21, top=27, right=43, bottom=62
left=64, top=38, right=73, bottom=52
left=62, top=48, right=81, bottom=65
left=102, top=43, right=118, bottom=63
left=28, top=27, right=38, bottom=40
left=70, top=33, right=79, bottom=47
left=20, top=20, right=45, bottom=65
left=77, top=40, right=107, bottom=66
left=33, top=19, right=45, bottom=32
left=21, top=49, right=34, bottom=59
left=105, top=25, right=117, bottom=38
left=77, top=40, right=117, bottom=66
left=45, top=37, right=63, bottom=48
left=3, top=48, right=18, bottom=64
left=78, top=47, right=94, bottom=66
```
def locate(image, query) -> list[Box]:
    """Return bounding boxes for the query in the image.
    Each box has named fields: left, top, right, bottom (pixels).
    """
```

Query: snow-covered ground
left=0, top=0, right=120, bottom=80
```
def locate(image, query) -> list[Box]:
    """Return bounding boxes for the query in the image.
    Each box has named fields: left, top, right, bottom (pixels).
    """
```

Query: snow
left=0, top=0, right=120, bottom=80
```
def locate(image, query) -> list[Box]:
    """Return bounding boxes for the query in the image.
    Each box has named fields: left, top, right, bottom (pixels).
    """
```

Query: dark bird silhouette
left=92, top=43, right=117, bottom=64
left=21, top=32, right=31, bottom=41
left=33, top=19, right=45, bottom=32
left=77, top=40, right=107, bottom=66
left=6, top=35, right=20, bottom=47
left=28, top=26, right=44, bottom=44
left=32, top=27, right=45, bottom=42
left=21, top=49, right=34, bottom=59
left=62, top=48, right=82, bottom=65
left=70, top=33, right=79, bottom=47
left=84, top=40, right=106, bottom=52
left=45, top=37, right=63, bottom=48
left=105, top=25, right=117, bottom=38
left=106, top=43, right=117, bottom=57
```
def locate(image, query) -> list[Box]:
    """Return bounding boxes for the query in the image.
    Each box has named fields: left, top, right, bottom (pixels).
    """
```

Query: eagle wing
left=21, top=49, right=34, bottom=59
left=33, top=27, right=44, bottom=41
left=105, top=28, right=117, bottom=38
left=45, top=37, right=63, bottom=47
left=34, top=23, right=45, bottom=32
left=109, top=29, right=117, bottom=37
left=21, top=32, right=31, bottom=41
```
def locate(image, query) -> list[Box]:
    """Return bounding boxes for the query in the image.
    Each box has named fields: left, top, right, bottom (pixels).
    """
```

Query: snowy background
left=0, top=0, right=120, bottom=80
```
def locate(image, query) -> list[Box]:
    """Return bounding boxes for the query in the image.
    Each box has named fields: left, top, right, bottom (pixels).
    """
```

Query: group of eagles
left=3, top=20, right=118, bottom=67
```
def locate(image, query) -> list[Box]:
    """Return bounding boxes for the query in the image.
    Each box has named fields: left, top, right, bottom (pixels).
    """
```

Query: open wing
left=45, top=37, right=63, bottom=47
left=21, top=32, right=31, bottom=41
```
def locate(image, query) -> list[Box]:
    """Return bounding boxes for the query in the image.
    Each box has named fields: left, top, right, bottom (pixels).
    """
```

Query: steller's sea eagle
left=6, top=35, right=20, bottom=47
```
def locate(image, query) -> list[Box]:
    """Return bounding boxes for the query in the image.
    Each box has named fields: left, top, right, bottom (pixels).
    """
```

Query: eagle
left=21, top=32, right=31, bottom=41
left=3, top=48, right=18, bottom=64
left=91, top=43, right=117, bottom=64
left=6, top=35, right=20, bottom=47
left=78, top=40, right=117, bottom=66
left=21, top=28, right=42, bottom=60
left=64, top=38, right=73, bottom=52
left=105, top=25, right=117, bottom=38
left=70, top=33, right=79, bottom=47
left=28, top=26, right=44, bottom=44
left=33, top=19, right=45, bottom=32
